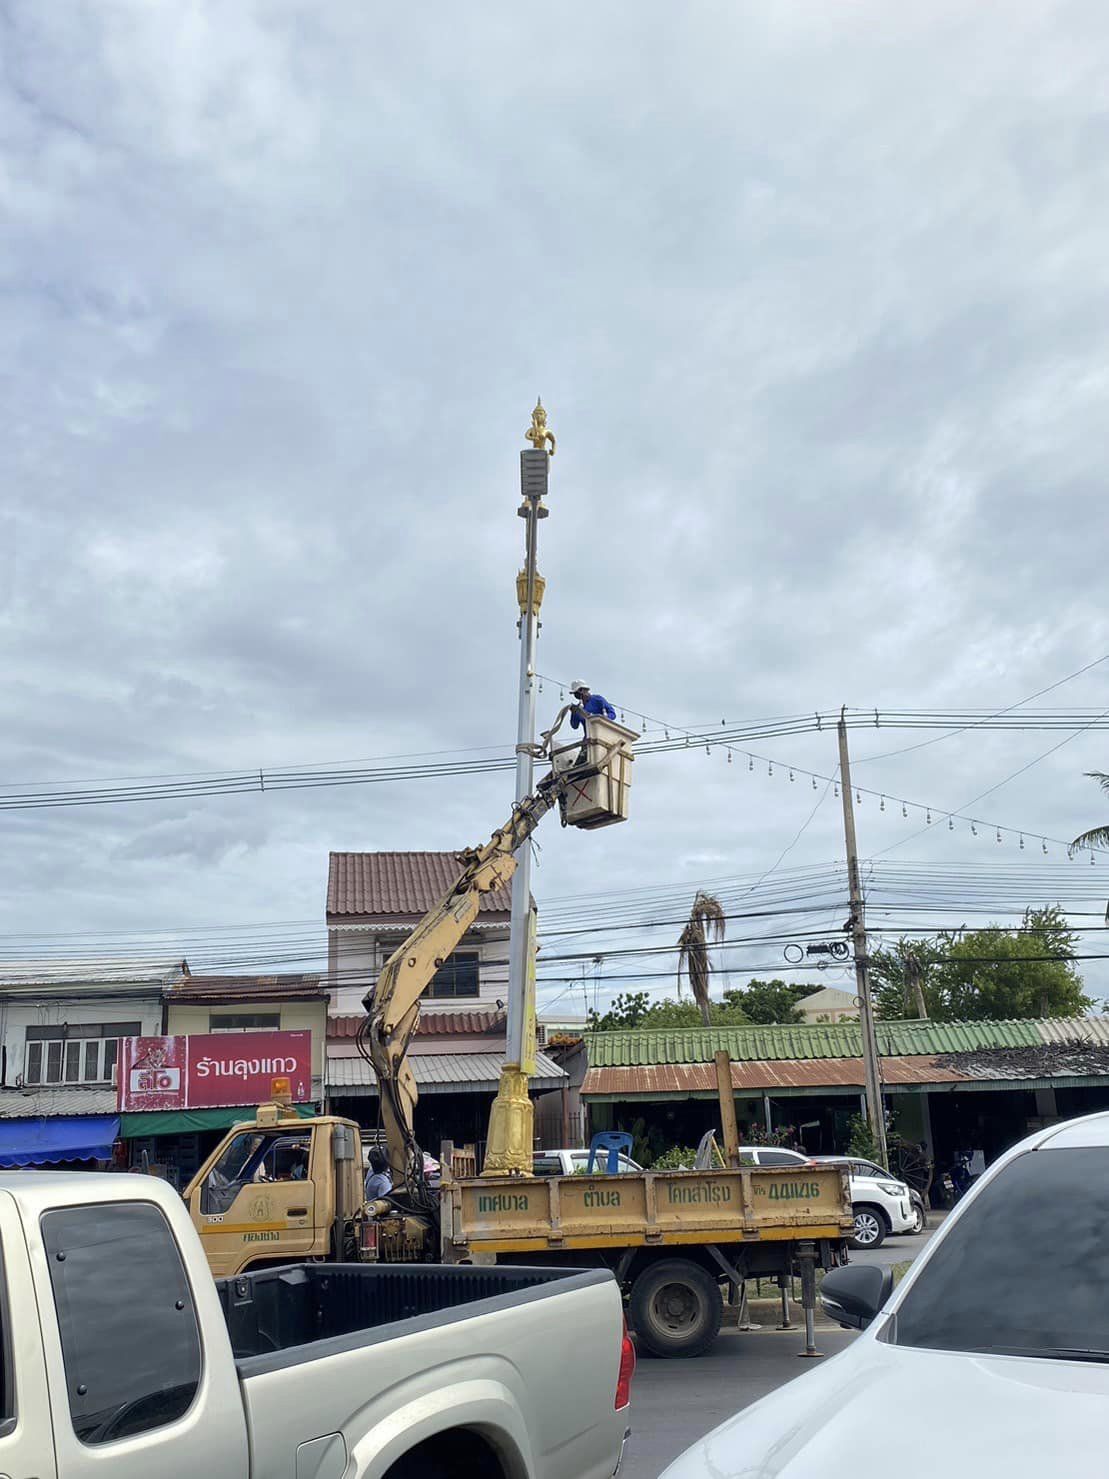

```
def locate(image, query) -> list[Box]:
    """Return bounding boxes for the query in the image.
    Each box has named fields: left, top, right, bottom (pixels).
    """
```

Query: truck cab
left=185, top=1105, right=365, bottom=1278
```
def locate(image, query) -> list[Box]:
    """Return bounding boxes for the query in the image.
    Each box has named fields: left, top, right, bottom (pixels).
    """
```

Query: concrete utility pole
left=483, top=402, right=553, bottom=1175
left=836, top=711, right=889, bottom=1169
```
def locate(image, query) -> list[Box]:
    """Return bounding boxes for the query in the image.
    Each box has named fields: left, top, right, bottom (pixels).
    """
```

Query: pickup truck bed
left=218, top=1261, right=605, bottom=1361
left=0, top=1172, right=630, bottom=1479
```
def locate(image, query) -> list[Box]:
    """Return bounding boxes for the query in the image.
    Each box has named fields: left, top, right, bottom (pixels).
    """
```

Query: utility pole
left=483, top=400, right=554, bottom=1176
left=837, top=710, right=889, bottom=1169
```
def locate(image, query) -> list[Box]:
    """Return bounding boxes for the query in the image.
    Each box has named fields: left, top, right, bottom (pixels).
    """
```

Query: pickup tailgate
left=224, top=1263, right=627, bottom=1479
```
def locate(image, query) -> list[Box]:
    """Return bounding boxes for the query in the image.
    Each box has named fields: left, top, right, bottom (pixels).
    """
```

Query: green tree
left=587, top=991, right=750, bottom=1031
left=870, top=939, right=941, bottom=1020
left=872, top=906, right=1090, bottom=1022
left=720, top=978, right=809, bottom=1025
left=587, top=991, right=652, bottom=1030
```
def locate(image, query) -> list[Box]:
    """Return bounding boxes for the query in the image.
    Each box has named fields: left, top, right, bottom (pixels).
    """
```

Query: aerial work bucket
left=551, top=715, right=639, bottom=829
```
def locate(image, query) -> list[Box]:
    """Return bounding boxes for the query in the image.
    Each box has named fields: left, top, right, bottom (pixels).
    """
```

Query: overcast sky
left=3, top=1, right=1109, bottom=1007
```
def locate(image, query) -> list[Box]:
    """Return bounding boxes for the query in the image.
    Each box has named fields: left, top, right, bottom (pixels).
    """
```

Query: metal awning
left=328, top=1051, right=567, bottom=1097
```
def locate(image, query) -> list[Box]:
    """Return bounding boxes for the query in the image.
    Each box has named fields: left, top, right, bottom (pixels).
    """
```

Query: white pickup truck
left=0, top=1170, right=633, bottom=1479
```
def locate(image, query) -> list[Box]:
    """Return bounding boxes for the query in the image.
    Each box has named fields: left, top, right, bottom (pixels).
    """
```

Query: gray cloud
left=2, top=0, right=1108, bottom=998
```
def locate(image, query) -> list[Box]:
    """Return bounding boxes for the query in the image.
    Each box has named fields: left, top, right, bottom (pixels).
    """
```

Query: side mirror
left=820, top=1264, right=893, bottom=1330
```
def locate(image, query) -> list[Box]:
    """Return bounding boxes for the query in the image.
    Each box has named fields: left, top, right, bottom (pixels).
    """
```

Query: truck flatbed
left=443, top=1163, right=853, bottom=1258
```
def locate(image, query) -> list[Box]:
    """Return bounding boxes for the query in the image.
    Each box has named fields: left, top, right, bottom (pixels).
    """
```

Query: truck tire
left=629, top=1258, right=723, bottom=1358
left=850, top=1205, right=887, bottom=1249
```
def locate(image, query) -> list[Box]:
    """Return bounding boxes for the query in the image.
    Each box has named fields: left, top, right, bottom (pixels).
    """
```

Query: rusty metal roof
left=581, top=1055, right=972, bottom=1098
left=170, top=974, right=325, bottom=1002
left=584, top=1017, right=1109, bottom=1067
left=327, top=852, right=512, bottom=919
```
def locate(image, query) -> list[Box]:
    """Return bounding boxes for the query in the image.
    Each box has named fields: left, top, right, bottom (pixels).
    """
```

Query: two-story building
left=0, top=959, right=186, bottom=1168
left=326, top=851, right=512, bottom=1014
left=124, top=972, right=330, bottom=1187
left=325, top=851, right=565, bottom=1158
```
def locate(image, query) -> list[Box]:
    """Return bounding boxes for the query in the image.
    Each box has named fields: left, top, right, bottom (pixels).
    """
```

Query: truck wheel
left=850, top=1205, right=887, bottom=1249
left=629, top=1259, right=722, bottom=1358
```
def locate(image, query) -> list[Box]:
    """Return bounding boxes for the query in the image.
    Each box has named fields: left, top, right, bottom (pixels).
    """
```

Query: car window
left=892, top=1148, right=1109, bottom=1361
left=532, top=1156, right=562, bottom=1177
left=852, top=1161, right=883, bottom=1179
left=756, top=1150, right=807, bottom=1166
left=42, top=1202, right=201, bottom=1445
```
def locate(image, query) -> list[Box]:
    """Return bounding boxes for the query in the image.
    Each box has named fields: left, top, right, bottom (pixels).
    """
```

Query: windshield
left=892, top=1147, right=1109, bottom=1361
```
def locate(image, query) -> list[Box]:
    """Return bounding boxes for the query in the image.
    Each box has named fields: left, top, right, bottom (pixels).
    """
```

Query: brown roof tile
left=328, top=1008, right=505, bottom=1040
left=327, top=852, right=512, bottom=919
left=170, top=974, right=325, bottom=1002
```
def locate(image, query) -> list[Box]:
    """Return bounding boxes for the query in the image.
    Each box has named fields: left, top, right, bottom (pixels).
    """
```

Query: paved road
left=621, top=1219, right=941, bottom=1479
left=851, top=1212, right=943, bottom=1270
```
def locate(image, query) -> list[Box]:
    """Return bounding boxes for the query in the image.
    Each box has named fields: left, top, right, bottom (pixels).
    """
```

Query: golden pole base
left=481, top=1066, right=534, bottom=1176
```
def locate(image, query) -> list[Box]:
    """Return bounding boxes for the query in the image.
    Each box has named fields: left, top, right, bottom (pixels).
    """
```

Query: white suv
left=813, top=1155, right=917, bottom=1247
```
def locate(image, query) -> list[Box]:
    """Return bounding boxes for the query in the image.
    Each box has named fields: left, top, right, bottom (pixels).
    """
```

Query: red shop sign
left=118, top=1031, right=312, bottom=1112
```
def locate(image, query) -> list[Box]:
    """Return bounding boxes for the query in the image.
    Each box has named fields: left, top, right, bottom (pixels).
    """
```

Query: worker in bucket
left=569, top=681, right=616, bottom=729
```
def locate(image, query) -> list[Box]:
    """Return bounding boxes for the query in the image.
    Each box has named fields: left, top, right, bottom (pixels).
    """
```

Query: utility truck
left=186, top=711, right=852, bottom=1356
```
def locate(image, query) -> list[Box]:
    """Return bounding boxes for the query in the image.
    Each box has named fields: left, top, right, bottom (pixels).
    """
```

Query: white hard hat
left=570, top=679, right=589, bottom=694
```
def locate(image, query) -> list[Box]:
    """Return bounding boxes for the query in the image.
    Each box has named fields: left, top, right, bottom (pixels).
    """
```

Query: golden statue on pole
left=525, top=398, right=556, bottom=456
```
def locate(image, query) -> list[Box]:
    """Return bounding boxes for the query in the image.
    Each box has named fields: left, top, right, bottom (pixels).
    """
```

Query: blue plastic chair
left=587, top=1131, right=634, bottom=1175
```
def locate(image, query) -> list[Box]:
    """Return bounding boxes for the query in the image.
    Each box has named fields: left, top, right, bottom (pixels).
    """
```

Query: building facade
left=326, top=851, right=511, bottom=1014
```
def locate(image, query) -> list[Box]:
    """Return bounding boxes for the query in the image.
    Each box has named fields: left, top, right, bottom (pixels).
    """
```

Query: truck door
left=37, top=1199, right=248, bottom=1479
left=194, top=1127, right=322, bottom=1276
left=0, top=1191, right=57, bottom=1479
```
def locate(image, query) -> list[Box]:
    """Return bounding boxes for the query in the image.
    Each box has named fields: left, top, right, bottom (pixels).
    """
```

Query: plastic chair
left=587, top=1131, right=634, bottom=1175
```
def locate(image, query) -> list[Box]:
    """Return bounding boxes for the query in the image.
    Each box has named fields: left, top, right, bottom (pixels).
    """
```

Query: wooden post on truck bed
left=714, top=1051, right=742, bottom=1168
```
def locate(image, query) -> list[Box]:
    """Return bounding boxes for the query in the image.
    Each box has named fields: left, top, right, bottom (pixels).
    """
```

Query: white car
left=532, top=1148, right=643, bottom=1175
left=663, top=1111, right=1109, bottom=1479
left=813, top=1155, right=918, bottom=1248
left=737, top=1145, right=815, bottom=1168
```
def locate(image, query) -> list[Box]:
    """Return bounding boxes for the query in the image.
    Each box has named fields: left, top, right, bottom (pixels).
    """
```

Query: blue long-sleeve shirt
left=571, top=692, right=617, bottom=729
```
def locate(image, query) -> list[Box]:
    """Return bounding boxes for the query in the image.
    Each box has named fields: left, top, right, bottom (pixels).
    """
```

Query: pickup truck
left=0, top=1170, right=632, bottom=1479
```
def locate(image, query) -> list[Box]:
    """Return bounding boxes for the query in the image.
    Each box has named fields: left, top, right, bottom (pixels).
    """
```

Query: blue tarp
left=0, top=1116, right=120, bottom=1168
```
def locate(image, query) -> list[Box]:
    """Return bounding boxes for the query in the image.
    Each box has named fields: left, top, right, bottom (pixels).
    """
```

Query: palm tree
left=1071, top=772, right=1109, bottom=852
left=677, top=891, right=727, bottom=1027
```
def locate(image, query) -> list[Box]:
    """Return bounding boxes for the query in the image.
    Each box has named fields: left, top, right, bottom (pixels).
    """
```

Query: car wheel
left=908, top=1202, right=925, bottom=1235
left=629, top=1258, right=723, bottom=1358
left=850, top=1205, right=887, bottom=1249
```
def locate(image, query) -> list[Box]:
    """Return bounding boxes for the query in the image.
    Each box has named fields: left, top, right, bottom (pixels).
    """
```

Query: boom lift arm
left=358, top=757, right=580, bottom=1201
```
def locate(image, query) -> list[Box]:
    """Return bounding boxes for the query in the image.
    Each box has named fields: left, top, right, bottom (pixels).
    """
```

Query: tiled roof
left=584, top=1017, right=1109, bottom=1067
left=327, top=852, right=512, bottom=919
left=327, top=1050, right=565, bottom=1094
left=0, top=1085, right=119, bottom=1119
left=170, top=974, right=325, bottom=1002
left=328, top=1009, right=505, bottom=1040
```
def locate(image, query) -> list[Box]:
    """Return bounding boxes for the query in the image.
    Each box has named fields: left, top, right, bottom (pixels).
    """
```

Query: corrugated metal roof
left=584, top=1018, right=1094, bottom=1067
left=328, top=1051, right=565, bottom=1094
left=581, top=1056, right=972, bottom=1098
left=327, top=853, right=512, bottom=919
left=0, top=1086, right=119, bottom=1119
left=171, top=974, right=325, bottom=1001
left=328, top=1009, right=506, bottom=1040
left=1036, top=1018, right=1109, bottom=1046
left=0, top=959, right=188, bottom=988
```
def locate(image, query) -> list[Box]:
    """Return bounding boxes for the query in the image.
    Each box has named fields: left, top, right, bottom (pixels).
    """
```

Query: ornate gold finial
left=524, top=397, right=556, bottom=456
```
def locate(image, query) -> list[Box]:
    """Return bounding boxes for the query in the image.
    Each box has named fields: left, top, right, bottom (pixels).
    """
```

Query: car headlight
left=879, top=1181, right=905, bottom=1196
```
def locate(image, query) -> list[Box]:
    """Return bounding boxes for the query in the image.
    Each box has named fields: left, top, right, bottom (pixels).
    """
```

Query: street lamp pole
left=483, top=401, right=554, bottom=1176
